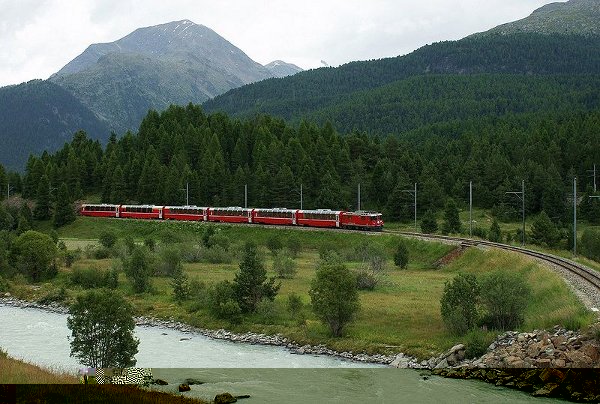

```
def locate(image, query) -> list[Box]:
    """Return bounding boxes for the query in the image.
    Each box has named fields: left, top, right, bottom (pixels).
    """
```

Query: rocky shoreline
left=0, top=296, right=399, bottom=366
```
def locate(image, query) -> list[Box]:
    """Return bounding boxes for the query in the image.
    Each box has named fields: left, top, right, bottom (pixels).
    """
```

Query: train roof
left=298, top=209, right=342, bottom=214
left=209, top=206, right=251, bottom=211
left=81, top=203, right=119, bottom=206
left=164, top=205, right=208, bottom=209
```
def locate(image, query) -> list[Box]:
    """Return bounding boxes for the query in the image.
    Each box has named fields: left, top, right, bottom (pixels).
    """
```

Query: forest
left=1, top=103, right=598, bottom=232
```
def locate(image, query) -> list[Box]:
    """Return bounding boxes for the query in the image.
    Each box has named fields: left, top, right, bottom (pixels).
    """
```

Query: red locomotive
left=80, top=204, right=383, bottom=231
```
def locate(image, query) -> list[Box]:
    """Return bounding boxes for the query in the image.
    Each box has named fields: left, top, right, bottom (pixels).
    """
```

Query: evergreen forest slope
left=0, top=80, right=109, bottom=171
left=203, top=34, right=600, bottom=128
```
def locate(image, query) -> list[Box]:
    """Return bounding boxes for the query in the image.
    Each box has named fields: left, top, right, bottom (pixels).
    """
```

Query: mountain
left=0, top=80, right=109, bottom=171
left=203, top=0, right=600, bottom=129
left=264, top=60, right=303, bottom=78
left=481, top=0, right=600, bottom=37
left=50, top=20, right=280, bottom=133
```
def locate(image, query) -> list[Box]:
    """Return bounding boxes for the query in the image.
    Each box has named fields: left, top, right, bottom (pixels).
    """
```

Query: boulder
left=178, top=383, right=191, bottom=392
left=183, top=378, right=204, bottom=385
left=390, top=355, right=411, bottom=368
left=214, top=393, right=237, bottom=404
left=153, top=379, right=168, bottom=385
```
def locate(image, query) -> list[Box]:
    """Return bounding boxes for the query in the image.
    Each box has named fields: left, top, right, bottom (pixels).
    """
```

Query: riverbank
left=0, top=349, right=77, bottom=384
left=0, top=296, right=399, bottom=367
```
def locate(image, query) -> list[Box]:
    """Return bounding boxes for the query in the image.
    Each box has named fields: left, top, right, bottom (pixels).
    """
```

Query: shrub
left=209, top=280, right=242, bottom=322
left=355, top=270, right=377, bottom=290
left=472, top=226, right=487, bottom=239
left=98, top=231, right=117, bottom=249
left=464, top=329, right=494, bottom=359
left=440, top=273, right=480, bottom=336
left=93, top=247, right=111, bottom=260
left=122, top=246, right=152, bottom=293
left=123, top=236, right=136, bottom=254
left=581, top=228, right=600, bottom=262
left=105, top=267, right=119, bottom=290
left=203, top=245, right=233, bottom=264
left=266, top=235, right=283, bottom=254
left=63, top=250, right=78, bottom=268
left=0, top=275, right=10, bottom=292
left=70, top=267, right=116, bottom=289
left=154, top=246, right=181, bottom=277
left=188, top=278, right=206, bottom=300
left=143, top=237, right=156, bottom=252
left=171, top=268, right=191, bottom=303
left=272, top=249, right=297, bottom=279
left=420, top=210, right=438, bottom=234
left=211, top=232, right=231, bottom=251
left=287, top=293, right=303, bottom=317
left=393, top=240, right=409, bottom=269
left=37, top=287, right=67, bottom=305
left=285, top=236, right=302, bottom=258
left=12, top=230, right=58, bottom=282
left=479, top=270, right=530, bottom=331
left=530, top=211, right=561, bottom=248
left=255, top=299, right=278, bottom=324
left=309, top=263, right=360, bottom=337
left=488, top=220, right=502, bottom=243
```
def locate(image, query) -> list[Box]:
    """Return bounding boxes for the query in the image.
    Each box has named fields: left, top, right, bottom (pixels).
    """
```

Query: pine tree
left=442, top=198, right=461, bottom=234
left=488, top=219, right=502, bottom=242
left=110, top=166, right=127, bottom=203
left=53, top=183, right=76, bottom=228
left=233, top=242, right=280, bottom=313
left=421, top=209, right=438, bottom=234
left=33, top=175, right=51, bottom=220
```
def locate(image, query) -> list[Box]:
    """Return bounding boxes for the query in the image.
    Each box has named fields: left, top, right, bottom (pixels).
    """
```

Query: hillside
left=0, top=80, right=109, bottom=171
left=482, top=0, right=600, bottom=37
left=203, top=33, right=600, bottom=125
left=50, top=20, right=284, bottom=133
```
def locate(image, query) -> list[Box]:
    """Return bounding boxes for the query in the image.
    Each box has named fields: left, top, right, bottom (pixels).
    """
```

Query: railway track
left=386, top=230, right=600, bottom=294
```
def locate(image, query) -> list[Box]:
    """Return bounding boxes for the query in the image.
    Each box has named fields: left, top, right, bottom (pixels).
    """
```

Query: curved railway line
left=387, top=230, right=600, bottom=311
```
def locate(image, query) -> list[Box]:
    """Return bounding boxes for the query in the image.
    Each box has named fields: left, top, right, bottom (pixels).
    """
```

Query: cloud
left=0, top=0, right=561, bottom=86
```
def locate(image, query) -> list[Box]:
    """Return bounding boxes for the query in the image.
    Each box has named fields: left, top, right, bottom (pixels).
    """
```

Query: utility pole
left=300, top=184, right=303, bottom=210
left=506, top=180, right=525, bottom=246
left=402, top=183, right=417, bottom=232
left=180, top=182, right=190, bottom=205
left=357, top=183, right=361, bottom=211
left=244, top=184, right=248, bottom=209
left=573, top=177, right=577, bottom=256
left=469, top=181, right=473, bottom=238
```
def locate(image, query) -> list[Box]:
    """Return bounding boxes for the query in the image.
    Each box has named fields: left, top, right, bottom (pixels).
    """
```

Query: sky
left=0, top=0, right=564, bottom=87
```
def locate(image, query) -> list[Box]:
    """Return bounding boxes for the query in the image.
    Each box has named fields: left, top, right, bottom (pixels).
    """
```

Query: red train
left=80, top=204, right=384, bottom=231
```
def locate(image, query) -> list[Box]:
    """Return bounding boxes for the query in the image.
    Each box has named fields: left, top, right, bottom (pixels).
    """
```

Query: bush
left=440, top=273, right=480, bottom=336
left=255, top=299, right=278, bottom=324
left=122, top=246, right=152, bottom=293
left=530, top=211, right=561, bottom=248
left=37, top=287, right=68, bottom=305
left=209, top=280, right=242, bottom=322
left=143, top=237, right=156, bottom=251
left=355, top=270, right=377, bottom=290
left=472, top=226, right=487, bottom=239
left=479, top=270, right=530, bottom=331
left=393, top=240, right=409, bottom=269
left=464, top=329, right=494, bottom=359
left=203, top=245, right=233, bottom=264
left=93, top=246, right=111, bottom=259
left=488, top=220, right=502, bottom=242
left=309, top=263, right=360, bottom=337
left=98, top=231, right=117, bottom=249
left=420, top=209, right=438, bottom=234
left=272, top=249, right=297, bottom=279
left=581, top=228, right=600, bottom=262
left=70, top=267, right=116, bottom=289
left=171, top=268, right=191, bottom=303
left=285, top=236, right=302, bottom=258
left=12, top=230, right=58, bottom=282
left=154, top=246, right=182, bottom=277
left=63, top=250, right=78, bottom=268
left=287, top=293, right=303, bottom=317
left=0, top=275, right=10, bottom=292
left=266, top=235, right=283, bottom=254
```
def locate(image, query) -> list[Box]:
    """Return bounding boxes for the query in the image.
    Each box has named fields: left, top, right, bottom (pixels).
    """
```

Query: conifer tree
left=442, top=198, right=461, bottom=234
left=53, top=183, right=75, bottom=228
left=33, top=175, right=51, bottom=220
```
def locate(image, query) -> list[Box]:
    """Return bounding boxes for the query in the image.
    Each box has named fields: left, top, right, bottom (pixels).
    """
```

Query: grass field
left=0, top=349, right=77, bottom=384
left=17, top=216, right=596, bottom=359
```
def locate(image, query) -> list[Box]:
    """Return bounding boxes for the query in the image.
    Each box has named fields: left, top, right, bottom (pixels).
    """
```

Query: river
left=0, top=304, right=563, bottom=403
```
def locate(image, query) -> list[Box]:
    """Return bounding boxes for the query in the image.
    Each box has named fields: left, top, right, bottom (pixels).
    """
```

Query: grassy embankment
left=0, top=349, right=77, bottom=384
left=15, top=216, right=596, bottom=359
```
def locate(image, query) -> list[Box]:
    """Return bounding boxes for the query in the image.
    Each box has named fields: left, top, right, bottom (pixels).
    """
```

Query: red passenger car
left=80, top=204, right=120, bottom=218
left=208, top=207, right=252, bottom=223
left=119, top=205, right=162, bottom=220
left=296, top=209, right=341, bottom=228
left=340, top=211, right=384, bottom=231
left=253, top=208, right=297, bottom=226
left=163, top=206, right=208, bottom=221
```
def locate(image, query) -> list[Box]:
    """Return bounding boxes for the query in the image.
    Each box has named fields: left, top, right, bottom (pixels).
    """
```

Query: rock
left=390, top=355, right=411, bottom=368
left=183, top=378, right=204, bottom=385
left=4, top=292, right=10, bottom=297
left=434, top=358, right=449, bottom=369
left=536, top=358, right=552, bottom=368
left=178, top=383, right=191, bottom=392
left=235, top=395, right=251, bottom=400
left=214, top=392, right=237, bottom=404
left=153, top=379, right=168, bottom=385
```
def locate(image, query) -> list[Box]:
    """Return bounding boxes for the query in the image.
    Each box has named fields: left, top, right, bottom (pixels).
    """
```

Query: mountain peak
left=264, top=60, right=303, bottom=78
left=480, top=0, right=600, bottom=37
